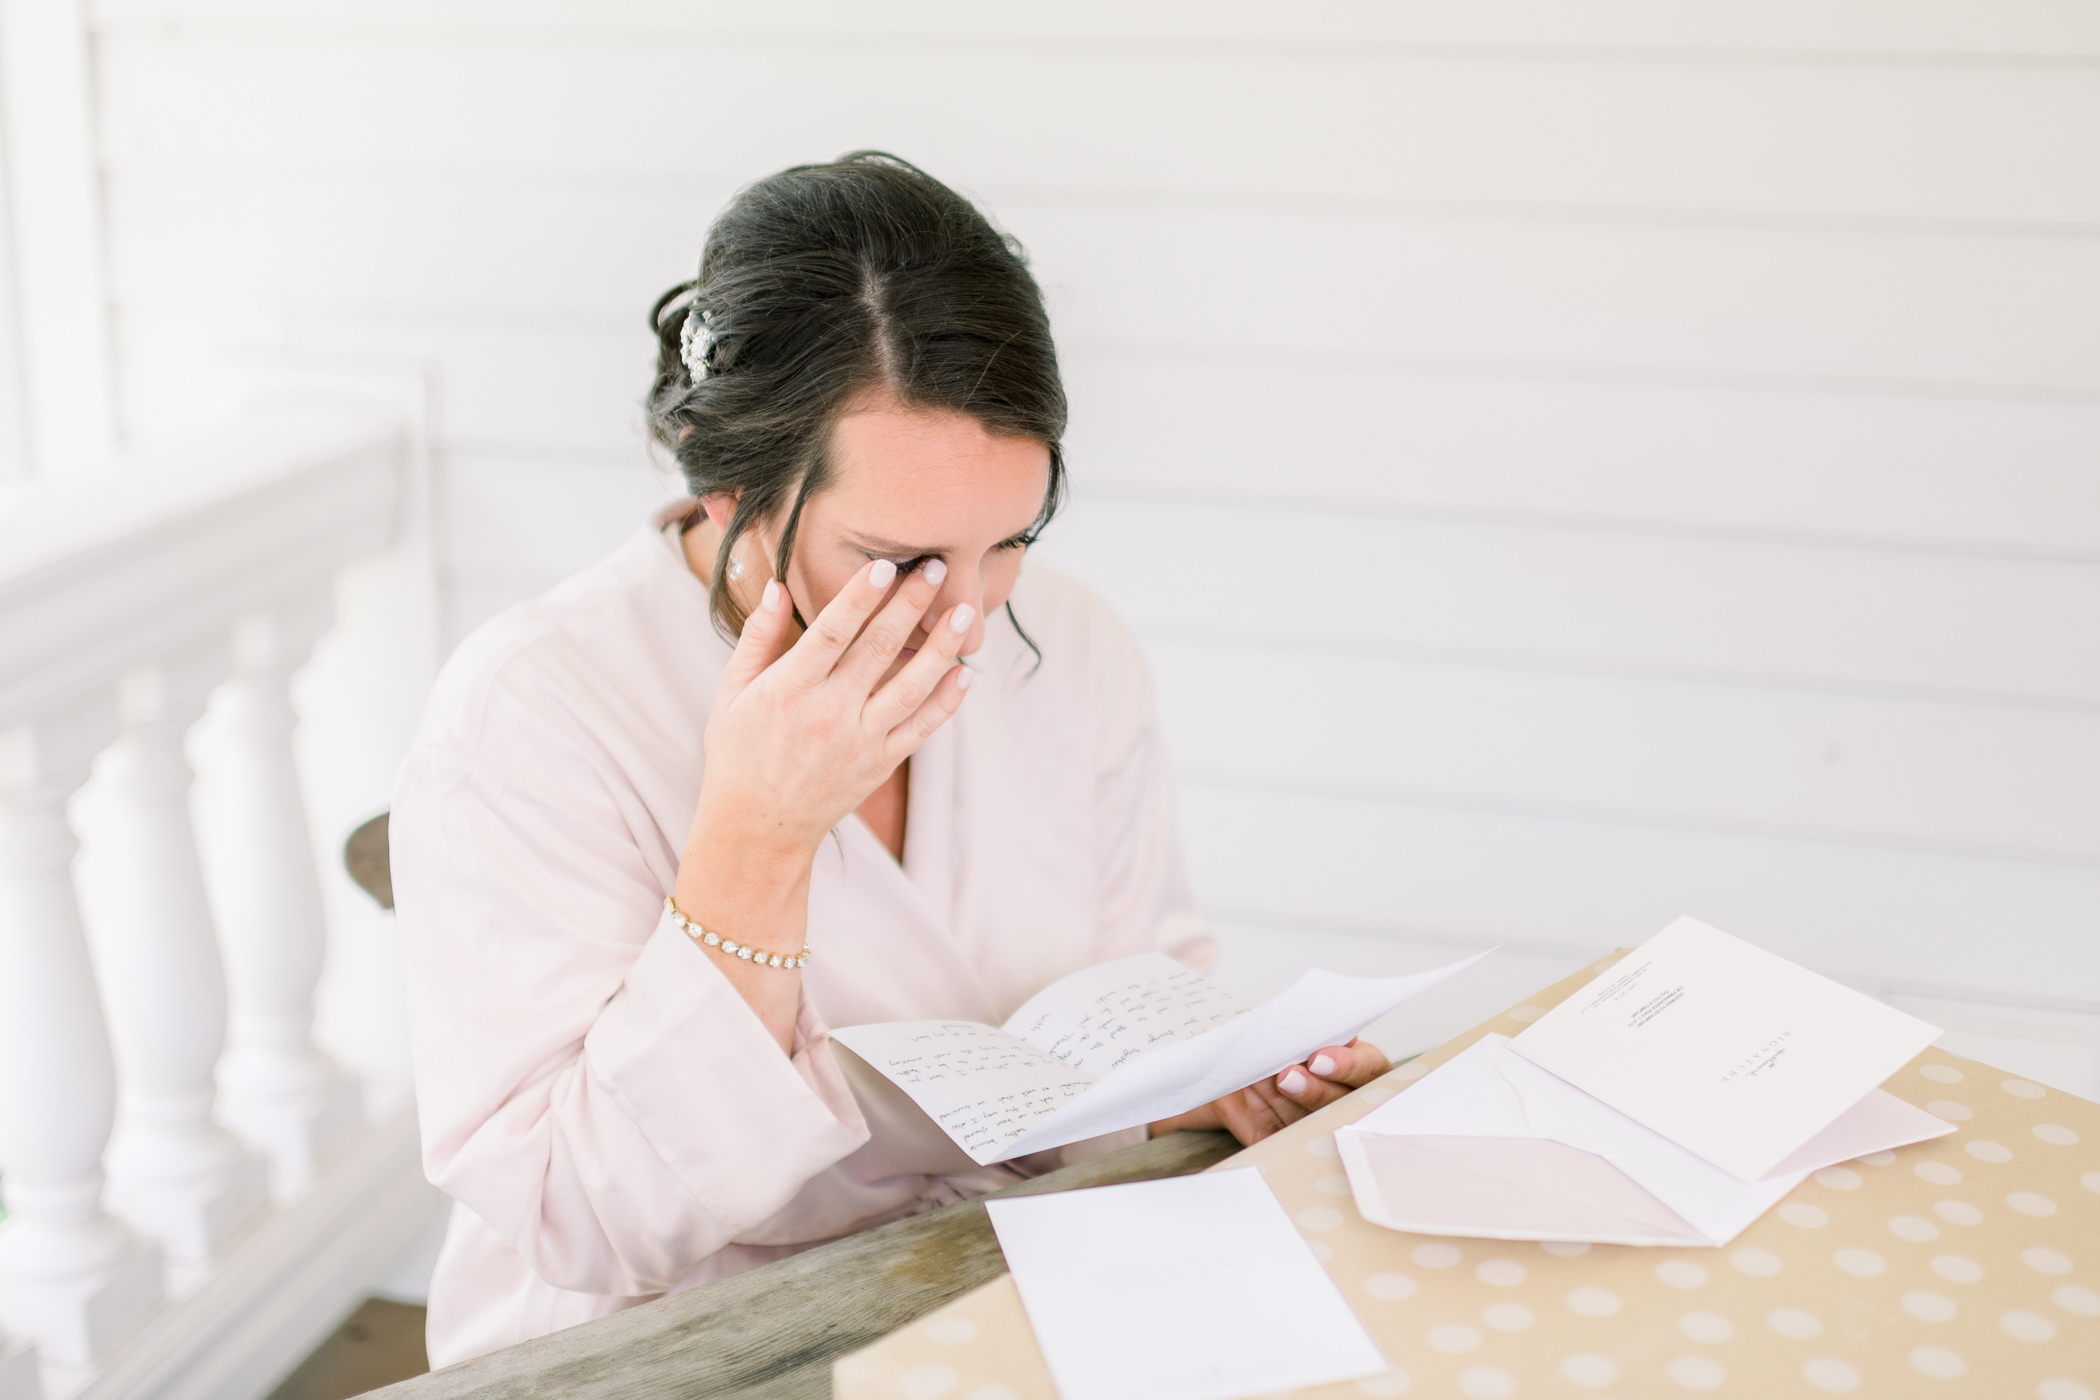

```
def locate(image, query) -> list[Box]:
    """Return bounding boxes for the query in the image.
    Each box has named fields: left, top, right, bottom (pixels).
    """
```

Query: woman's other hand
left=1148, top=1038, right=1393, bottom=1146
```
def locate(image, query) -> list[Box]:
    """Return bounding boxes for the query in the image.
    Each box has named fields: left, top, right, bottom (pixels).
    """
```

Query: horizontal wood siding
left=87, top=4, right=2100, bottom=1071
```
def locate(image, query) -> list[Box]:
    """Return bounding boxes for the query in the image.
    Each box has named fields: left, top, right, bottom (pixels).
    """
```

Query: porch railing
left=0, top=405, right=442, bottom=1400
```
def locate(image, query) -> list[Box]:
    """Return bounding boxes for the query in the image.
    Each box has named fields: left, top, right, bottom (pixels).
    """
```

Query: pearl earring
left=725, top=552, right=746, bottom=582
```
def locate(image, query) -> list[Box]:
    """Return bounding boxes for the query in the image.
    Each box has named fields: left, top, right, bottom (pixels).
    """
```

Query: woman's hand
left=673, top=557, right=974, bottom=1050
left=1149, top=1038, right=1393, bottom=1146
left=697, top=557, right=973, bottom=859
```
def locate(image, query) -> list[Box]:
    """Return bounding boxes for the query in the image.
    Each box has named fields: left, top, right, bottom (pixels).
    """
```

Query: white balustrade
left=204, top=607, right=362, bottom=1200
left=0, top=710, right=164, bottom=1367
left=0, top=406, right=421, bottom=1400
left=88, top=651, right=268, bottom=1265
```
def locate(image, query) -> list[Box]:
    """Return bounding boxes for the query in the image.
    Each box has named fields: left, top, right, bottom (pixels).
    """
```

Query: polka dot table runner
left=834, top=949, right=2100, bottom=1400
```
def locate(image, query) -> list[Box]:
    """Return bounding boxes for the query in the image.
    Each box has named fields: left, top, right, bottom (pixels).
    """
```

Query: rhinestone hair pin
left=679, top=304, right=714, bottom=382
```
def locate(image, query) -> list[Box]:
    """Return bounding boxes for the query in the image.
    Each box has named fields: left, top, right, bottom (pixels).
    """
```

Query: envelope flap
left=1339, top=1131, right=1710, bottom=1245
left=1352, top=1034, right=1537, bottom=1139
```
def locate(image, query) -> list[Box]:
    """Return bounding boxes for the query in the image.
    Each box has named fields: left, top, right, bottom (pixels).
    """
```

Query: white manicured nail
left=1279, top=1068, right=1308, bottom=1095
left=1310, top=1054, right=1336, bottom=1078
left=949, top=604, right=974, bottom=634
left=761, top=579, right=783, bottom=612
left=868, top=559, right=896, bottom=589
left=922, top=557, right=947, bottom=585
left=954, top=666, right=973, bottom=691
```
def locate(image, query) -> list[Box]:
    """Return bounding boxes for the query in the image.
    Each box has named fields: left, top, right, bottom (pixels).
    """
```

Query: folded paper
left=834, top=950, right=1487, bottom=1165
left=1508, top=916, right=1944, bottom=1181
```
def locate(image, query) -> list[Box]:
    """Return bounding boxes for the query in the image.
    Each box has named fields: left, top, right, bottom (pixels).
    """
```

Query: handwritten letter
left=834, top=950, right=1490, bottom=1165
left=1000, top=954, right=1250, bottom=1076
left=827, top=1020, right=1096, bottom=1160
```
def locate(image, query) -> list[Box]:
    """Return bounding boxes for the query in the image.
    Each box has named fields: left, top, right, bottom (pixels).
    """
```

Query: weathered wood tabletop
left=366, top=1129, right=1239, bottom=1400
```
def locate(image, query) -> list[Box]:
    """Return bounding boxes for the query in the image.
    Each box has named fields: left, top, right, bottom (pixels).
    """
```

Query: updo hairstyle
left=646, top=152, right=1068, bottom=643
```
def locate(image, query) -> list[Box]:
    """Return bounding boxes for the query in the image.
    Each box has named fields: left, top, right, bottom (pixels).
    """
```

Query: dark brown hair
left=646, top=152, right=1067, bottom=644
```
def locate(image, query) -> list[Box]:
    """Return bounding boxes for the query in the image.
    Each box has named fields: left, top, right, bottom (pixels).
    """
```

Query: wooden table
left=840, top=952, right=2100, bottom=1400
left=367, top=1129, right=1240, bottom=1400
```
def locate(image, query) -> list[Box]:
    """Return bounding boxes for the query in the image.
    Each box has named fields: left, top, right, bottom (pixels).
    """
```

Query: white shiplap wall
left=84, top=1, right=2100, bottom=1087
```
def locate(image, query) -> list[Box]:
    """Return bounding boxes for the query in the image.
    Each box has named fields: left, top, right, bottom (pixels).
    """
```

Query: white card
left=1509, top=917, right=1941, bottom=1181
left=986, top=1170, right=1390, bottom=1400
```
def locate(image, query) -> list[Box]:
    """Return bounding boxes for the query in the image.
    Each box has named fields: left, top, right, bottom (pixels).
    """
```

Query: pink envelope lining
left=1758, top=1087, right=1954, bottom=1180
left=1354, top=1135, right=1709, bottom=1244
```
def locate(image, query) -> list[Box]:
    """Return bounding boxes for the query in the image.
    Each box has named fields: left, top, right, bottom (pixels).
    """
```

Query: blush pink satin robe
left=390, top=507, right=1215, bottom=1366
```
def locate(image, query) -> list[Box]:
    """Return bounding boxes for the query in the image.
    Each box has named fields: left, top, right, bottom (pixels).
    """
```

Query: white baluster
left=0, top=1327, right=37, bottom=1400
left=86, top=652, right=268, bottom=1268
left=202, top=609, right=361, bottom=1199
left=0, top=710, right=163, bottom=1366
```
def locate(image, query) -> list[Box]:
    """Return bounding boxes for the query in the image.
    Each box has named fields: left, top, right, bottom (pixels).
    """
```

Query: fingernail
left=954, top=666, right=973, bottom=691
left=1310, top=1054, right=1336, bottom=1078
left=922, top=557, right=947, bottom=585
left=948, top=603, right=974, bottom=634
left=761, top=579, right=783, bottom=611
left=868, top=559, right=896, bottom=589
left=1279, top=1068, right=1308, bottom=1095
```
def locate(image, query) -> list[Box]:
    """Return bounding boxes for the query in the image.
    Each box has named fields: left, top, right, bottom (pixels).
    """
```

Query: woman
left=392, top=153, right=1389, bottom=1365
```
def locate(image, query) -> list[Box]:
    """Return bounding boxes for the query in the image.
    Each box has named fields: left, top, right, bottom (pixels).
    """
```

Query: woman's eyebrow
left=849, top=533, right=945, bottom=558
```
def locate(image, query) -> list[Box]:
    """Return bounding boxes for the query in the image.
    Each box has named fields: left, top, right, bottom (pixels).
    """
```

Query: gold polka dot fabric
left=834, top=950, right=2100, bottom=1400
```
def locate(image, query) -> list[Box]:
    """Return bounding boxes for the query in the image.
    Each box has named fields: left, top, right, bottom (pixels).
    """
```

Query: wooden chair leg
left=344, top=813, right=392, bottom=912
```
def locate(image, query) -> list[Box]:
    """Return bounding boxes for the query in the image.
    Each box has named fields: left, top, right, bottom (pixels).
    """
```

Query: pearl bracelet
left=665, top=896, right=811, bottom=970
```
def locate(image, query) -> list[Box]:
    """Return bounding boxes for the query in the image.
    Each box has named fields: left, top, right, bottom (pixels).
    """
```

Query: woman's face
left=729, top=396, right=1052, bottom=661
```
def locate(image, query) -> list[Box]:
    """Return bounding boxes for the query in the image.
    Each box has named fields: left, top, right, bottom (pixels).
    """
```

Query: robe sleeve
left=392, top=681, right=870, bottom=1298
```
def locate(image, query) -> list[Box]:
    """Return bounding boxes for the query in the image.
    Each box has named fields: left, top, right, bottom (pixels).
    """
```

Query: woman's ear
left=700, top=493, right=735, bottom=530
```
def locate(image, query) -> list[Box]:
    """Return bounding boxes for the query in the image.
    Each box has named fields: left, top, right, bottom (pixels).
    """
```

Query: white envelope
left=1335, top=1035, right=1953, bottom=1247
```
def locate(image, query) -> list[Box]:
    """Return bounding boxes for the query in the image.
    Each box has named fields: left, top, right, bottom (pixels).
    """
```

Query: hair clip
left=679, top=305, right=715, bottom=382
